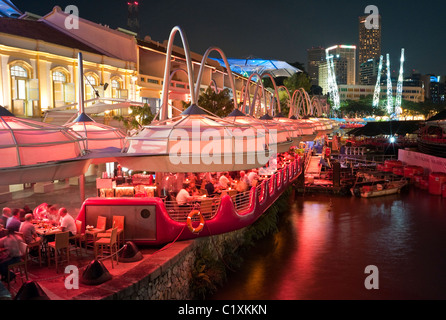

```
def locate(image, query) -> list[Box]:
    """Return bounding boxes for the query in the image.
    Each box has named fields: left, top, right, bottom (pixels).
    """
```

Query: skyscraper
left=307, top=46, right=325, bottom=86
left=318, top=45, right=356, bottom=96
left=358, top=14, right=381, bottom=84
left=127, top=1, right=140, bottom=36
left=326, top=45, right=357, bottom=85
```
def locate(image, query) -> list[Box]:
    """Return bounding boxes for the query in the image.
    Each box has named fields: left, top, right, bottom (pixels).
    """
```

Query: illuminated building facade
left=0, top=6, right=252, bottom=123
left=358, top=14, right=381, bottom=84
left=338, top=84, right=424, bottom=104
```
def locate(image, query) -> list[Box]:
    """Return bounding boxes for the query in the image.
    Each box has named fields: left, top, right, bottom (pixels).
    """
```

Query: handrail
left=162, top=155, right=305, bottom=224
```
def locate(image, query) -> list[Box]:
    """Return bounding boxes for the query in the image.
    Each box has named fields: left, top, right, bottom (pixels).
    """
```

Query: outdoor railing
left=162, top=155, right=304, bottom=223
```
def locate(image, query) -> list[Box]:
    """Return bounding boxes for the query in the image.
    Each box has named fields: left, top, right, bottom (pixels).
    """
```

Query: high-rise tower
left=307, top=46, right=326, bottom=86
left=358, top=14, right=381, bottom=84
left=127, top=1, right=140, bottom=36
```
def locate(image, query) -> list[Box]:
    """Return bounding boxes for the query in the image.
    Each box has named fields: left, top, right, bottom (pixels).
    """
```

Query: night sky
left=12, top=0, right=446, bottom=76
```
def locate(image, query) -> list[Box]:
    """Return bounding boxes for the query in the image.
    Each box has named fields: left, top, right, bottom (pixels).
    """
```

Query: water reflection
left=210, top=188, right=446, bottom=300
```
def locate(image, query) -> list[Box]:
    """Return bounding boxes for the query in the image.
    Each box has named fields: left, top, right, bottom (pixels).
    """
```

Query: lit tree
left=113, top=103, right=154, bottom=131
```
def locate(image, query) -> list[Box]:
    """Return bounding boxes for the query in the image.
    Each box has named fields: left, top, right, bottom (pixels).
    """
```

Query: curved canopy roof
left=119, top=105, right=279, bottom=172
left=0, top=107, right=85, bottom=168
left=64, top=112, right=126, bottom=151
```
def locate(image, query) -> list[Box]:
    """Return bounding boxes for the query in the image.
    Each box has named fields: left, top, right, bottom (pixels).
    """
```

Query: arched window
left=52, top=69, right=69, bottom=108
left=10, top=64, right=30, bottom=116
left=84, top=73, right=99, bottom=100
left=111, top=78, right=121, bottom=99
left=11, top=65, right=28, bottom=78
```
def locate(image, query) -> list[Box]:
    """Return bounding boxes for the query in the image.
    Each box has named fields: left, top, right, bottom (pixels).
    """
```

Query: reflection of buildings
left=358, top=14, right=381, bottom=84
left=0, top=5, right=254, bottom=124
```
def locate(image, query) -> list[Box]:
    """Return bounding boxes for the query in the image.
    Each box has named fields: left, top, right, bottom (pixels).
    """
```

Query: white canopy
left=119, top=105, right=276, bottom=172
left=64, top=113, right=126, bottom=151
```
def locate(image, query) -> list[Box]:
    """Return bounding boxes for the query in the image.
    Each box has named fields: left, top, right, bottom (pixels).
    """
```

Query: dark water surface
left=210, top=187, right=446, bottom=300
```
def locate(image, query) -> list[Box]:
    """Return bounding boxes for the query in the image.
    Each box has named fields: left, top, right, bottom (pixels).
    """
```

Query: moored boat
left=359, top=179, right=408, bottom=198
left=75, top=156, right=303, bottom=245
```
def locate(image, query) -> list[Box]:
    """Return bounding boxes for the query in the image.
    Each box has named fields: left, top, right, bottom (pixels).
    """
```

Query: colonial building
left=0, top=8, right=137, bottom=118
left=0, top=6, right=255, bottom=124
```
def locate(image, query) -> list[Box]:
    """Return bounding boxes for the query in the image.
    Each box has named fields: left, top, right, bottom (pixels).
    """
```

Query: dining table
left=34, top=224, right=62, bottom=261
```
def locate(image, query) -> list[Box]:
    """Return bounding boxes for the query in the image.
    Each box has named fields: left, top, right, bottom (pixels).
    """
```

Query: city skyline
left=11, top=0, right=446, bottom=77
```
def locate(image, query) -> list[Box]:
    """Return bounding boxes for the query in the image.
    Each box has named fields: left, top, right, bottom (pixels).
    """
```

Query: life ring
left=186, top=210, right=205, bottom=234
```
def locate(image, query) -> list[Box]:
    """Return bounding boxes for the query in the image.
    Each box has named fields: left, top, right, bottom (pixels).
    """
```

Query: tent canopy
left=0, top=107, right=85, bottom=168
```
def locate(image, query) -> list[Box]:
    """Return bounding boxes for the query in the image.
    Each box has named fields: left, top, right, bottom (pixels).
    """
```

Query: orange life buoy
left=186, top=210, right=205, bottom=233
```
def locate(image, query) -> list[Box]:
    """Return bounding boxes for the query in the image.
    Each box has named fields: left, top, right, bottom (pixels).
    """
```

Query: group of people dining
left=0, top=204, right=77, bottom=281
left=174, top=169, right=262, bottom=208
left=171, top=151, right=297, bottom=209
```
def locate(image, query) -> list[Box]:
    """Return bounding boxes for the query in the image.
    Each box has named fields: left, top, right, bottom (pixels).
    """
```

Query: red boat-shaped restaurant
left=75, top=156, right=303, bottom=246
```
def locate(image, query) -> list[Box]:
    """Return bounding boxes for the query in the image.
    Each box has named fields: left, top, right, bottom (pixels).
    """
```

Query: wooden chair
left=99, top=216, right=125, bottom=247
left=70, top=220, right=86, bottom=256
left=15, top=231, right=42, bottom=267
left=85, top=216, right=106, bottom=248
left=27, top=239, right=43, bottom=267
left=7, top=241, right=28, bottom=289
left=94, top=228, right=119, bottom=268
left=47, top=231, right=70, bottom=273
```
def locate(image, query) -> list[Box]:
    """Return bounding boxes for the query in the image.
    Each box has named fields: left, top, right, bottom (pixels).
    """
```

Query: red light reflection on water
left=274, top=201, right=331, bottom=299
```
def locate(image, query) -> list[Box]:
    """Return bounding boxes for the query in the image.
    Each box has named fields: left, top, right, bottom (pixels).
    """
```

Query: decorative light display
left=395, top=48, right=405, bottom=116
left=325, top=50, right=340, bottom=110
left=386, top=53, right=393, bottom=115
left=372, top=55, right=383, bottom=108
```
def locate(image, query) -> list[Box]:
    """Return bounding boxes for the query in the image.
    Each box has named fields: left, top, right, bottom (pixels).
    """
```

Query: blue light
left=389, top=137, right=396, bottom=143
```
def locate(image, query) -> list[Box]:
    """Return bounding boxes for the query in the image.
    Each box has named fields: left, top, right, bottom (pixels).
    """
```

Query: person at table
left=0, top=227, right=23, bottom=281
left=188, top=182, right=200, bottom=196
left=219, top=172, right=231, bottom=189
left=212, top=177, right=223, bottom=195
left=247, top=169, right=259, bottom=187
left=204, top=178, right=216, bottom=197
left=5, top=209, right=21, bottom=234
left=176, top=183, right=195, bottom=209
left=47, top=205, right=60, bottom=226
left=19, top=214, right=41, bottom=255
left=0, top=207, right=11, bottom=238
left=1, top=207, right=11, bottom=229
left=59, top=208, right=76, bottom=238
left=235, top=177, right=249, bottom=193
left=239, top=171, right=249, bottom=186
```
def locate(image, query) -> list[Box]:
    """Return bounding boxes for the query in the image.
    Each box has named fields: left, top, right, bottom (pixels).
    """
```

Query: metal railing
left=164, top=197, right=221, bottom=222
left=162, top=157, right=304, bottom=223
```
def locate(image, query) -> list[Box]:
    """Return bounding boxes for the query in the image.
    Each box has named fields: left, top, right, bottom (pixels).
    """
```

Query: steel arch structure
left=194, top=46, right=238, bottom=111
left=160, top=26, right=196, bottom=121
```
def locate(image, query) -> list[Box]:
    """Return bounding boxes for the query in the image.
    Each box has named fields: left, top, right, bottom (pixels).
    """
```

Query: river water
left=210, top=187, right=446, bottom=300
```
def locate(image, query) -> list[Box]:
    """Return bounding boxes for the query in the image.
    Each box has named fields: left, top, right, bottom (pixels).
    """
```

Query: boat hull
left=76, top=157, right=303, bottom=245
left=360, top=181, right=408, bottom=198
